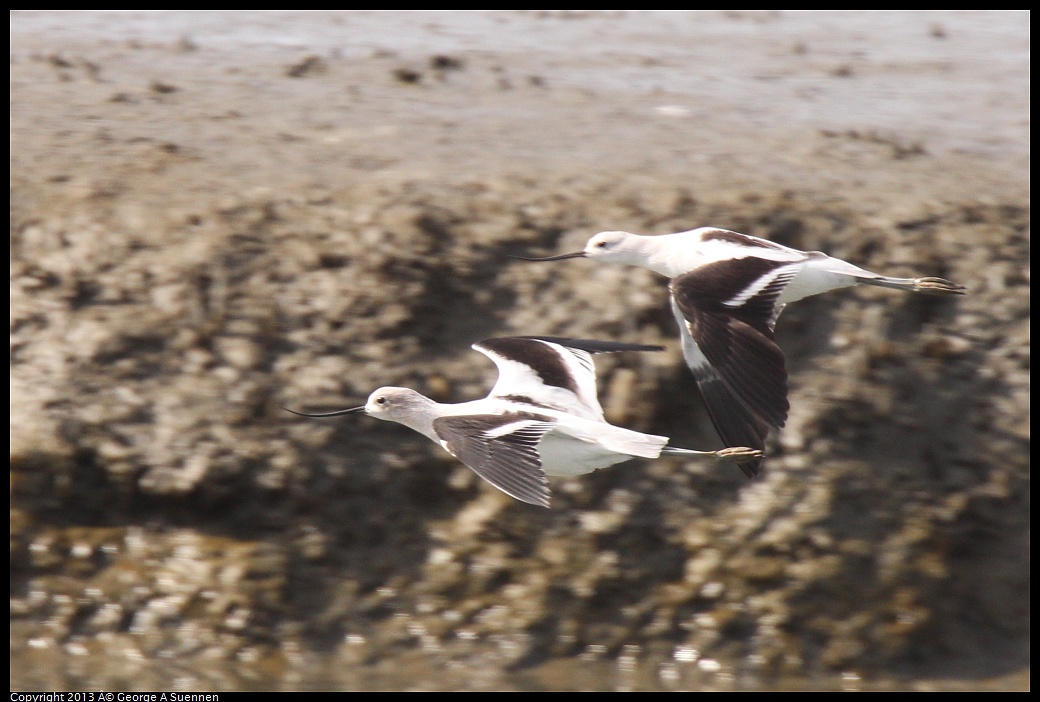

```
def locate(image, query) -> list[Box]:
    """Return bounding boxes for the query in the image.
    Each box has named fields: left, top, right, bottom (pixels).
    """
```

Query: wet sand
left=10, top=11, right=1029, bottom=691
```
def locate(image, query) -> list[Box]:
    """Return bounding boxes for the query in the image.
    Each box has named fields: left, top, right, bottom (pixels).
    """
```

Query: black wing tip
left=692, top=377, right=771, bottom=479
left=509, top=336, right=665, bottom=354
left=737, top=459, right=762, bottom=478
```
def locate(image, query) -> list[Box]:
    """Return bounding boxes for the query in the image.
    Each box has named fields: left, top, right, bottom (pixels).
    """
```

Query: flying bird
left=515, top=227, right=965, bottom=476
left=284, top=335, right=761, bottom=507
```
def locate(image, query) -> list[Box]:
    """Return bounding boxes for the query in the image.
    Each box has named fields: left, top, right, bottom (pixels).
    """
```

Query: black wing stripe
left=475, top=338, right=579, bottom=395
left=515, top=336, right=666, bottom=354
left=672, top=257, right=791, bottom=317
left=670, top=258, right=795, bottom=335
left=433, top=413, right=555, bottom=507
left=699, top=228, right=790, bottom=252
left=725, top=267, right=799, bottom=334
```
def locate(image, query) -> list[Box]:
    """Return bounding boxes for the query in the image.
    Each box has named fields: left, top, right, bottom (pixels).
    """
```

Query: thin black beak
left=509, top=251, right=587, bottom=261
left=281, top=405, right=366, bottom=418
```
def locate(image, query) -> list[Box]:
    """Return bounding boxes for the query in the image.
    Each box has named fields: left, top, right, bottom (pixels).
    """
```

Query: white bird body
left=517, top=227, right=965, bottom=476
left=579, top=228, right=906, bottom=302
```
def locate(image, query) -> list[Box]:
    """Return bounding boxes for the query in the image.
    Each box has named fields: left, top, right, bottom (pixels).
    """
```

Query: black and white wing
left=695, top=226, right=802, bottom=257
left=669, top=257, right=798, bottom=476
left=474, top=336, right=663, bottom=422
left=433, top=412, right=557, bottom=507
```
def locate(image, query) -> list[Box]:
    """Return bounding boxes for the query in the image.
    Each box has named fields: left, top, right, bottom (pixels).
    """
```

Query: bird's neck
left=639, top=233, right=702, bottom=278
left=398, top=398, right=444, bottom=442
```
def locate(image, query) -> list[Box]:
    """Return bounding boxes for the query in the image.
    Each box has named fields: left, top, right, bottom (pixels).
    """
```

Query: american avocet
left=284, top=335, right=761, bottom=507
left=515, top=227, right=965, bottom=476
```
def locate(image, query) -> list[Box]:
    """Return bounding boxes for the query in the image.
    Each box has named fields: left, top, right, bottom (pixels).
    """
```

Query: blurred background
left=10, top=11, right=1029, bottom=691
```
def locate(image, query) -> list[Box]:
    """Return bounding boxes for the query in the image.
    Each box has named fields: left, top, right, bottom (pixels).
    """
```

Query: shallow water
left=12, top=10, right=1028, bottom=168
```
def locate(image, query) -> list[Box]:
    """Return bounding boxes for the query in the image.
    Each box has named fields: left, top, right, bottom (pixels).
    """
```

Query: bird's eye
left=375, top=396, right=387, bottom=405
left=594, top=240, right=607, bottom=248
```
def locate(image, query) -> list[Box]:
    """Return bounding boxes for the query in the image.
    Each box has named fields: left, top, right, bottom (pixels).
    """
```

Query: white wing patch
left=480, top=417, right=554, bottom=440
left=721, top=263, right=800, bottom=310
left=475, top=338, right=605, bottom=421
left=548, top=341, right=603, bottom=419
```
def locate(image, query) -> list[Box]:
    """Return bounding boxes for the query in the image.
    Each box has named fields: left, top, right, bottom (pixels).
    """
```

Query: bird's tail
left=564, top=423, right=667, bottom=459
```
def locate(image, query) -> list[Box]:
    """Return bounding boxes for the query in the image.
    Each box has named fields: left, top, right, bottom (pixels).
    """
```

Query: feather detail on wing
left=668, top=258, right=798, bottom=476
left=474, top=336, right=662, bottom=422
left=433, top=412, right=556, bottom=507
